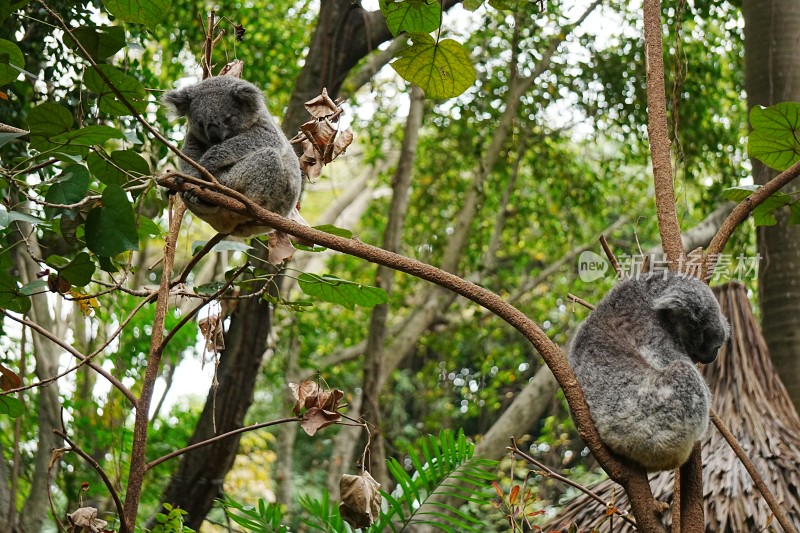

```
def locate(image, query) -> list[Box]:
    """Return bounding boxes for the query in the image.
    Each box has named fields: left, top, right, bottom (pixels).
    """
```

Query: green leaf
left=0, top=206, right=47, bottom=228
left=298, top=273, right=388, bottom=310
left=0, top=273, right=31, bottom=314
left=0, top=396, right=24, bottom=418
left=462, top=0, right=484, bottom=11
left=87, top=149, right=150, bottom=186
left=314, top=224, right=353, bottom=239
left=102, top=0, right=171, bottom=28
left=27, top=103, right=75, bottom=153
left=747, top=103, right=800, bottom=171
left=55, top=252, right=96, bottom=287
left=722, top=185, right=793, bottom=227
left=790, top=201, right=800, bottom=225
left=138, top=217, right=163, bottom=238
left=380, top=0, right=441, bottom=36
left=50, top=125, right=125, bottom=147
left=84, top=64, right=147, bottom=116
left=44, top=164, right=91, bottom=218
left=0, top=1, right=31, bottom=25
left=0, top=131, right=26, bottom=149
left=85, top=185, right=139, bottom=257
left=71, top=26, right=126, bottom=61
left=391, top=36, right=476, bottom=99
left=488, top=0, right=520, bottom=10
left=0, top=38, right=24, bottom=86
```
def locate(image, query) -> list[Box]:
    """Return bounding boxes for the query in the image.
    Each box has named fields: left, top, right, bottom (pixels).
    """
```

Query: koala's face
left=652, top=276, right=729, bottom=364
left=163, top=77, right=264, bottom=145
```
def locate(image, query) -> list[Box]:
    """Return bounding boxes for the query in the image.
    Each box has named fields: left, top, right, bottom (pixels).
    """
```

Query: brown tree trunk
left=742, top=0, right=800, bottom=411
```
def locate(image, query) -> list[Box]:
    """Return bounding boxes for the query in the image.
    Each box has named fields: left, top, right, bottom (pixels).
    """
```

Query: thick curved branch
left=159, top=175, right=672, bottom=531
left=707, top=158, right=800, bottom=255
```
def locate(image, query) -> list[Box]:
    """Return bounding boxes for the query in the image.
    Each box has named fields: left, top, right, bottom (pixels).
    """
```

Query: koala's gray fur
left=568, top=272, right=729, bottom=471
left=162, top=76, right=302, bottom=236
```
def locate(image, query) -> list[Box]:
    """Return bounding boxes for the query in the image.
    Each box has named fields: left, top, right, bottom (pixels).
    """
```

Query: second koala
left=569, top=272, right=728, bottom=471
left=163, top=76, right=302, bottom=236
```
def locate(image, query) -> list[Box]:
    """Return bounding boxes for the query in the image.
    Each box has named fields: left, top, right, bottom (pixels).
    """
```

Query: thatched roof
left=549, top=281, right=800, bottom=532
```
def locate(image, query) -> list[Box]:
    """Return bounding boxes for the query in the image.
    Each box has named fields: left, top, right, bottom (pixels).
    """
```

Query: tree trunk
left=742, top=0, right=800, bottom=410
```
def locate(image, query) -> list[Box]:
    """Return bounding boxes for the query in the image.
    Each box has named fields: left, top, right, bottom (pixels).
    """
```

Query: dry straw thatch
left=549, top=281, right=800, bottom=532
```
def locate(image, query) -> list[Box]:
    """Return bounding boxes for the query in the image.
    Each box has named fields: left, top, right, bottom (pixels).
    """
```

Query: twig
left=146, top=417, right=299, bottom=470
left=599, top=234, right=623, bottom=279
left=509, top=437, right=637, bottom=528
left=54, top=429, right=126, bottom=523
left=710, top=410, right=798, bottom=533
left=567, top=293, right=595, bottom=311
left=177, top=232, right=228, bottom=284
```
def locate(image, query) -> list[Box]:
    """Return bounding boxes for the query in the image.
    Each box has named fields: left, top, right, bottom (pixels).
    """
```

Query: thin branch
left=177, top=232, right=228, bottom=284
left=567, top=293, right=595, bottom=311
left=0, top=310, right=136, bottom=405
left=710, top=410, right=799, bottom=533
left=54, top=429, right=125, bottom=523
left=146, top=417, right=299, bottom=471
left=509, top=438, right=637, bottom=528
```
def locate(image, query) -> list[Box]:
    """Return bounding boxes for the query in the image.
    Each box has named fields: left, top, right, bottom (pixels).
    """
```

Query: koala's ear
left=231, top=83, right=263, bottom=113
left=653, top=286, right=697, bottom=320
left=162, top=87, right=193, bottom=116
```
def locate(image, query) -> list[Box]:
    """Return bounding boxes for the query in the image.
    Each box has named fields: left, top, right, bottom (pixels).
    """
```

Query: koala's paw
left=181, top=189, right=220, bottom=215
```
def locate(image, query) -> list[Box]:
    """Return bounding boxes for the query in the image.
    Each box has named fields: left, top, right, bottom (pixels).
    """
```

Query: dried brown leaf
left=67, top=506, right=108, bottom=532
left=300, top=406, right=341, bottom=436
left=339, top=470, right=382, bottom=528
left=267, top=231, right=296, bottom=265
left=0, top=364, right=22, bottom=391
left=332, top=128, right=354, bottom=160
left=304, top=87, right=339, bottom=118
left=289, top=380, right=319, bottom=415
left=218, top=60, right=244, bottom=78
left=198, top=315, right=225, bottom=351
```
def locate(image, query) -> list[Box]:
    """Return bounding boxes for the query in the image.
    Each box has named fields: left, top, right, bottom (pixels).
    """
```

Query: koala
left=568, top=271, right=729, bottom=471
left=162, top=76, right=302, bottom=237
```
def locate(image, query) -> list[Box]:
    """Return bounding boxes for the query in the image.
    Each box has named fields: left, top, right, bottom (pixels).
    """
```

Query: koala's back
left=569, top=273, right=720, bottom=471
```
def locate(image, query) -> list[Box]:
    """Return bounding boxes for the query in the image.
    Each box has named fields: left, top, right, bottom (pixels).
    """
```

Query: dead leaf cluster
left=290, top=88, right=354, bottom=181
left=289, top=380, right=344, bottom=436
left=339, top=470, right=382, bottom=529
left=67, top=507, right=109, bottom=532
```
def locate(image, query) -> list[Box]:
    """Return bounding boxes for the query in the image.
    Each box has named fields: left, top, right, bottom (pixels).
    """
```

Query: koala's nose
left=206, top=124, right=224, bottom=144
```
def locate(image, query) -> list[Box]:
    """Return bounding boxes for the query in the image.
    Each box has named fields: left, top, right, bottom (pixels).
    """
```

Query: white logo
left=578, top=251, right=608, bottom=282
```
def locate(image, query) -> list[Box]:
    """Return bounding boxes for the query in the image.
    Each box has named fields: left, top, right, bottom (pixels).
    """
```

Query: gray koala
left=162, top=76, right=302, bottom=236
left=568, top=272, right=729, bottom=471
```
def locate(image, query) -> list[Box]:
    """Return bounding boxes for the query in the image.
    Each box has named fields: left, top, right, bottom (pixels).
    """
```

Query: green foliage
left=85, top=185, right=140, bottom=257
left=219, top=494, right=289, bottom=533
left=0, top=38, right=24, bottom=85
left=150, top=503, right=195, bottom=533
left=722, top=185, right=800, bottom=227
left=380, top=0, right=441, bottom=36
left=748, top=102, right=800, bottom=171
left=298, top=273, right=389, bottom=310
left=84, top=64, right=148, bottom=116
left=103, top=0, right=172, bottom=28
left=0, top=395, right=24, bottom=418
left=391, top=35, right=477, bottom=100
left=373, top=429, right=499, bottom=532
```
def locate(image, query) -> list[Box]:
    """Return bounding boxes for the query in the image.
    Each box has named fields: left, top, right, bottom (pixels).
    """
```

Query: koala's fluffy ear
left=162, top=87, right=193, bottom=116
left=653, top=285, right=697, bottom=320
left=231, top=83, right=263, bottom=113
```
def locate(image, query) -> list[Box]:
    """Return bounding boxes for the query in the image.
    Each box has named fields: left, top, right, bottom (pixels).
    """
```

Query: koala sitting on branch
left=569, top=271, right=729, bottom=472
left=162, top=76, right=302, bottom=237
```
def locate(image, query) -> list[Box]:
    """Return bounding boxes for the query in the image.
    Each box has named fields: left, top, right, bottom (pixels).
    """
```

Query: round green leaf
left=84, top=64, right=147, bottom=116
left=50, top=125, right=125, bottom=148
left=0, top=38, right=24, bottom=86
left=747, top=103, right=800, bottom=171
left=27, top=102, right=74, bottom=152
left=0, top=273, right=31, bottom=314
left=103, top=0, right=171, bottom=29
left=57, top=252, right=96, bottom=287
left=85, top=185, right=140, bottom=257
left=44, top=164, right=91, bottom=218
left=391, top=36, right=476, bottom=99
left=380, top=0, right=441, bottom=36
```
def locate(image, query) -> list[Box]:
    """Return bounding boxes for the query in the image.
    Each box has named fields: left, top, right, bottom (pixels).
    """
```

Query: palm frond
left=371, top=428, right=499, bottom=532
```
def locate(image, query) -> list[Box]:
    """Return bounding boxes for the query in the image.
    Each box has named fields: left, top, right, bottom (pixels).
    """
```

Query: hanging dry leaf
left=267, top=231, right=296, bottom=265
left=305, top=387, right=344, bottom=412
left=289, top=380, right=320, bottom=415
left=300, top=405, right=342, bottom=436
left=198, top=314, right=225, bottom=351
left=0, top=364, right=22, bottom=391
left=339, top=470, right=382, bottom=529
left=304, top=87, right=340, bottom=118
left=218, top=60, right=244, bottom=78
left=67, top=506, right=108, bottom=532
